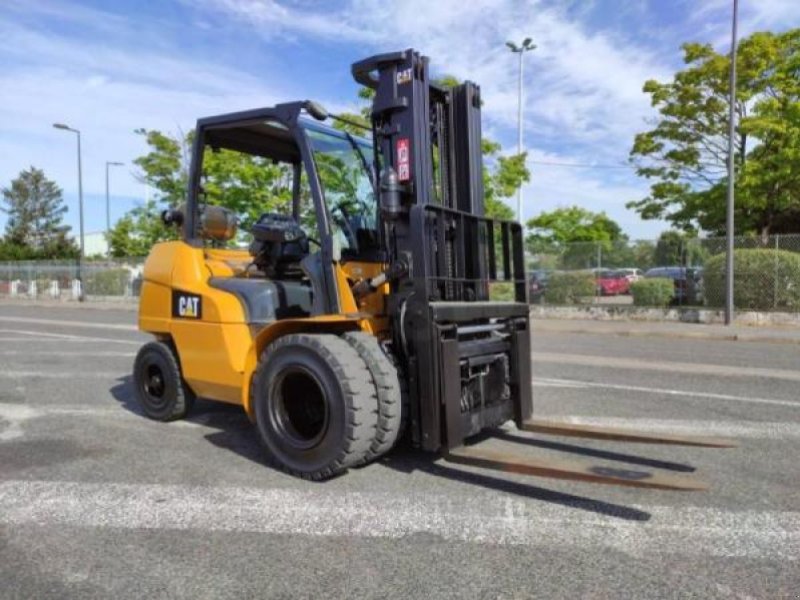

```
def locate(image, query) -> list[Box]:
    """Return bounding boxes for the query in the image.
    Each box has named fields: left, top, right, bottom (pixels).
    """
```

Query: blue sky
left=1, top=0, right=798, bottom=240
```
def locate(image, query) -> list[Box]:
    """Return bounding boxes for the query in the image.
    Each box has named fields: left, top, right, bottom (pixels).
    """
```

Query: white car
left=618, top=268, right=643, bottom=282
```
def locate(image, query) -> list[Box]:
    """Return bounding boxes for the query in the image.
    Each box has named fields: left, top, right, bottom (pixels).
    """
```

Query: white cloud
left=0, top=0, right=713, bottom=237
left=0, top=12, right=291, bottom=204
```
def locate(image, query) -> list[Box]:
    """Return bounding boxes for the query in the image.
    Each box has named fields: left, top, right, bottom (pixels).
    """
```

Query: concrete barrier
left=529, top=304, right=800, bottom=327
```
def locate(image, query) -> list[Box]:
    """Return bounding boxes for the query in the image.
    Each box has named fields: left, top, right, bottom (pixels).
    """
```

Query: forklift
left=134, top=49, right=732, bottom=487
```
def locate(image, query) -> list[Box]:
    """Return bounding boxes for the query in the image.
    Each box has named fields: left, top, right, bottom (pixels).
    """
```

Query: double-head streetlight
left=53, top=122, right=85, bottom=301
left=506, top=37, right=536, bottom=224
left=105, top=161, right=124, bottom=257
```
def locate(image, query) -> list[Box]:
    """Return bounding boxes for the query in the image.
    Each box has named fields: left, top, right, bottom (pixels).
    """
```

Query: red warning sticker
left=397, top=138, right=410, bottom=182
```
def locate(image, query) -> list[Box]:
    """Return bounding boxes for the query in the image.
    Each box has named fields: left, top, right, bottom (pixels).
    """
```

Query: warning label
left=397, top=138, right=410, bottom=182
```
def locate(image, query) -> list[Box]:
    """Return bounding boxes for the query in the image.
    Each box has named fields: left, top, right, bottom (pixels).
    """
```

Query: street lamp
left=53, top=122, right=85, bottom=301
left=724, top=0, right=739, bottom=326
left=506, top=37, right=536, bottom=224
left=105, top=161, right=124, bottom=257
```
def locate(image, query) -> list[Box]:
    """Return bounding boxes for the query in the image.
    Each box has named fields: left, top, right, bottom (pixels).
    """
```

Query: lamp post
left=724, top=0, right=739, bottom=325
left=105, top=161, right=124, bottom=257
left=53, top=122, right=85, bottom=301
left=506, top=37, right=536, bottom=224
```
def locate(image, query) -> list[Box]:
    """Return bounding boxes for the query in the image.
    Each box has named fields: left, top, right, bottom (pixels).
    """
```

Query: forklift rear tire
left=133, top=341, right=195, bottom=421
left=252, top=333, right=379, bottom=480
left=343, top=332, right=403, bottom=463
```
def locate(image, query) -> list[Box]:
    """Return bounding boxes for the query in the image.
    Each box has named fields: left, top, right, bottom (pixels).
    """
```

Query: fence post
left=774, top=234, right=779, bottom=310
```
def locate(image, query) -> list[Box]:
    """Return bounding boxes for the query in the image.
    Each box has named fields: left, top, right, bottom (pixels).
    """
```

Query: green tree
left=109, top=128, right=293, bottom=255
left=525, top=206, right=626, bottom=269
left=108, top=199, right=178, bottom=257
left=629, top=29, right=800, bottom=237
left=653, top=230, right=708, bottom=266
left=1, top=166, right=78, bottom=259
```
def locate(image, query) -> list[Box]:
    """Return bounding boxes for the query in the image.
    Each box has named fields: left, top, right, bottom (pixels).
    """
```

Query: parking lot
left=1, top=303, right=798, bottom=599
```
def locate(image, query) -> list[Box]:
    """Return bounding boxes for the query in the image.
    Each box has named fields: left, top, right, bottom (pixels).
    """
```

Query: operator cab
left=176, top=103, right=378, bottom=325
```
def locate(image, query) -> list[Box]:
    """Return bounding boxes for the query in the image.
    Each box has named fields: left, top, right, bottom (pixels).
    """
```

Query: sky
left=1, top=0, right=798, bottom=240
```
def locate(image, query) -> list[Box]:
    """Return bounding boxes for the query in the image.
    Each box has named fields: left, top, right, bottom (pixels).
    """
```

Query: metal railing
left=0, top=258, right=145, bottom=301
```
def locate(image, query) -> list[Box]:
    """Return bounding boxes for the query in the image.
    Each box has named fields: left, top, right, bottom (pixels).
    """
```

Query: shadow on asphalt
left=109, top=376, right=651, bottom=522
left=492, top=431, right=696, bottom=473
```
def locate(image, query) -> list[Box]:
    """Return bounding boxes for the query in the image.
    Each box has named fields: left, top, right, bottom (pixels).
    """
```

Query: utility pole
left=53, top=122, right=85, bottom=301
left=725, top=0, right=739, bottom=325
left=105, top=161, right=124, bottom=257
left=506, top=37, right=536, bottom=224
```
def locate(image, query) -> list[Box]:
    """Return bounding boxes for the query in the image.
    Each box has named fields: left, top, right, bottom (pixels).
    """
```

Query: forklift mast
left=352, top=49, right=532, bottom=452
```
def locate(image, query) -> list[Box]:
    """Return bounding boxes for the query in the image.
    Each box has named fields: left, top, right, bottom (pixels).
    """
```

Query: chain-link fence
left=3, top=236, right=800, bottom=312
left=0, top=258, right=145, bottom=301
left=526, top=234, right=800, bottom=312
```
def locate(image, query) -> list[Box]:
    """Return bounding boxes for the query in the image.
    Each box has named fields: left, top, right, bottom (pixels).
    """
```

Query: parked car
left=595, top=269, right=631, bottom=296
left=618, top=268, right=643, bottom=283
left=528, top=269, right=551, bottom=304
left=644, top=266, right=703, bottom=304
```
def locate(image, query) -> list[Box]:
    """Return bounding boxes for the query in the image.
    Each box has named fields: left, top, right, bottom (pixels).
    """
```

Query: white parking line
left=0, top=371, right=122, bottom=379
left=548, top=416, right=800, bottom=440
left=0, top=329, right=140, bottom=345
left=533, top=351, right=800, bottom=382
left=0, top=316, right=136, bottom=331
left=0, top=480, right=797, bottom=560
left=533, top=377, right=800, bottom=408
left=0, top=351, right=135, bottom=357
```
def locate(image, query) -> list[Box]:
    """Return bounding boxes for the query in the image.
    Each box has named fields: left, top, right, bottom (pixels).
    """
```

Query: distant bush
left=489, top=281, right=515, bottom=301
left=83, top=268, right=130, bottom=296
left=544, top=272, right=595, bottom=304
left=630, top=278, right=673, bottom=307
left=704, top=249, right=800, bottom=310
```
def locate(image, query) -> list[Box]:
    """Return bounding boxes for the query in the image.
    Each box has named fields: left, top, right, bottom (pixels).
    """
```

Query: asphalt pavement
left=1, top=304, right=798, bottom=599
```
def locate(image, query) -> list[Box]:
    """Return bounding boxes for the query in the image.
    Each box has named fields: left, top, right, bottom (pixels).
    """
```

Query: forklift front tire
left=252, top=333, right=378, bottom=480
left=132, top=341, right=195, bottom=421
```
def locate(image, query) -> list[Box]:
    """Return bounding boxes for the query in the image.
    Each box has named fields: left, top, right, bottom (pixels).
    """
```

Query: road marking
left=533, top=377, right=800, bottom=408
left=0, top=329, right=141, bottom=345
left=0, top=480, right=797, bottom=560
left=533, top=351, right=800, bottom=382
left=0, top=371, right=122, bottom=379
left=3, top=401, right=795, bottom=441
left=542, top=416, right=800, bottom=440
left=0, top=316, right=136, bottom=331
left=0, top=351, right=135, bottom=357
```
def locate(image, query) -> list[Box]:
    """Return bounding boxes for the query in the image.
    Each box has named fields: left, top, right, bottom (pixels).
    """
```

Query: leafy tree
left=526, top=206, right=624, bottom=248
left=653, top=230, right=708, bottom=266
left=1, top=166, right=77, bottom=259
left=525, top=206, right=627, bottom=269
left=108, top=199, right=178, bottom=257
left=629, top=29, right=800, bottom=237
left=114, top=79, right=530, bottom=255
left=108, top=129, right=293, bottom=255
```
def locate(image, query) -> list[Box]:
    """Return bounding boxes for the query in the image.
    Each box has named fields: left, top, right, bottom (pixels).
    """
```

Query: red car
left=596, top=270, right=630, bottom=295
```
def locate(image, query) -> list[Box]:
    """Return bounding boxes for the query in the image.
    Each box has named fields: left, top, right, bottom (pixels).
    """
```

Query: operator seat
left=209, top=212, right=317, bottom=325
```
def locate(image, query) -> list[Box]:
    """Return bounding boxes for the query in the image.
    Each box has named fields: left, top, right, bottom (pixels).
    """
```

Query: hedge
left=489, top=281, right=515, bottom=301
left=544, top=272, right=595, bottom=304
left=704, top=249, right=800, bottom=310
left=630, top=278, right=674, bottom=307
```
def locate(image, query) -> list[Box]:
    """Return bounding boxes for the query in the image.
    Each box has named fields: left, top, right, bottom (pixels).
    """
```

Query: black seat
left=209, top=278, right=313, bottom=324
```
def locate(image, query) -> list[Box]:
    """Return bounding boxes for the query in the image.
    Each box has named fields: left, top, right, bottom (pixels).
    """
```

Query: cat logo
left=172, top=291, right=202, bottom=319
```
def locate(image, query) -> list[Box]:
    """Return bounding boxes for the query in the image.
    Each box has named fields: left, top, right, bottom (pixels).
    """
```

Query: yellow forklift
left=134, top=49, right=732, bottom=486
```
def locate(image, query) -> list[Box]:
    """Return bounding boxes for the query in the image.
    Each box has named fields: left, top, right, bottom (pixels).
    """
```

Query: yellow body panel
left=138, top=240, right=366, bottom=414
left=339, top=261, right=390, bottom=336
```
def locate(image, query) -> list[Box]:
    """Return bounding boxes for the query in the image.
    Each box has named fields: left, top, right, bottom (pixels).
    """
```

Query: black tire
left=133, top=341, right=195, bottom=421
left=343, top=332, right=403, bottom=463
left=251, top=333, right=378, bottom=480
